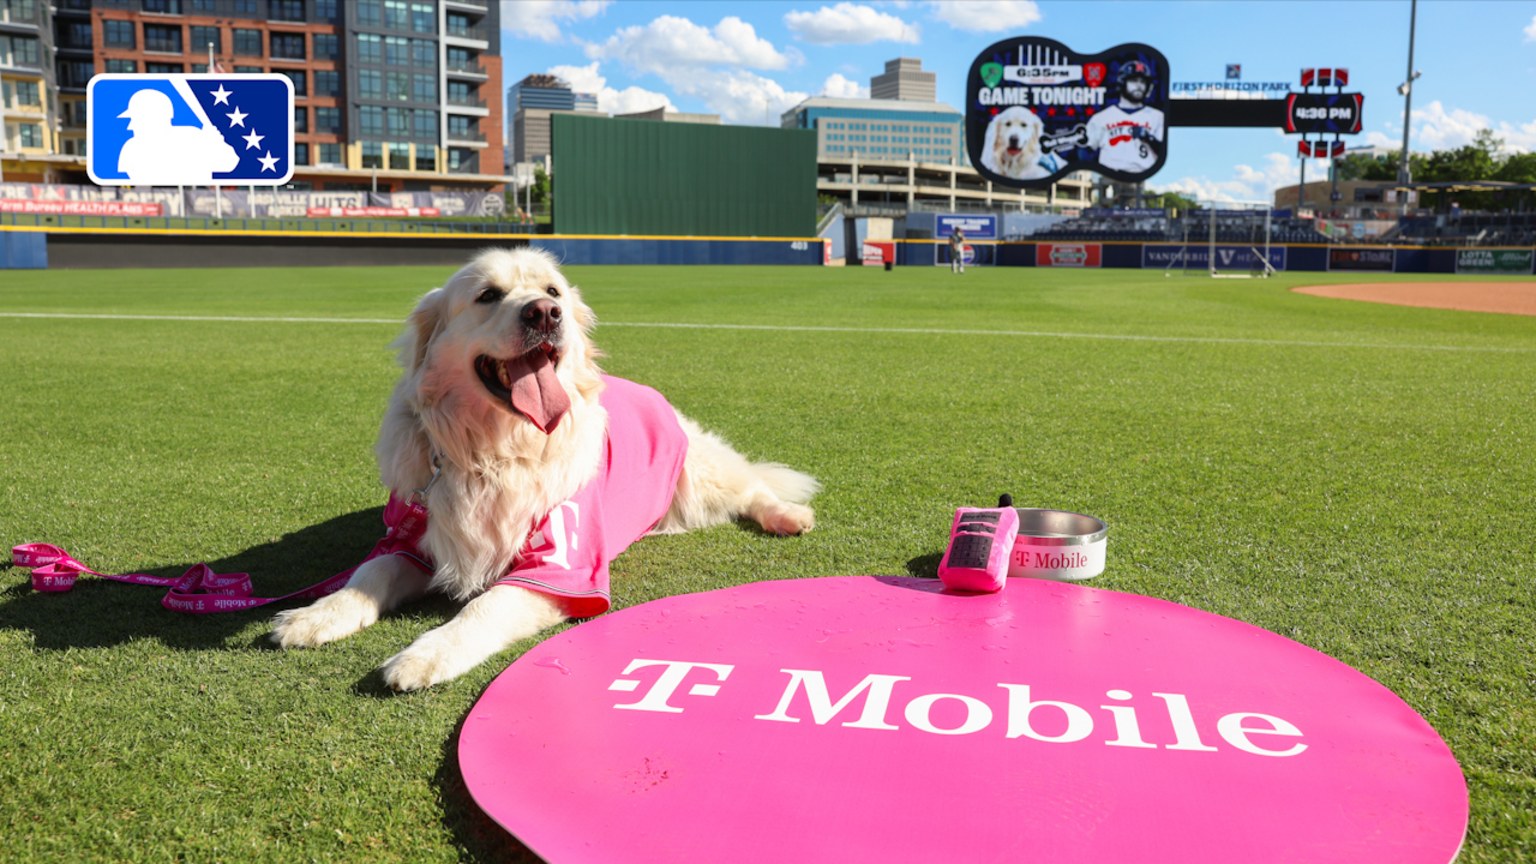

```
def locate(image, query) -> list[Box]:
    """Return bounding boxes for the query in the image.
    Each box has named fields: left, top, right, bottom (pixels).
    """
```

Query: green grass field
left=2, top=262, right=1533, bottom=862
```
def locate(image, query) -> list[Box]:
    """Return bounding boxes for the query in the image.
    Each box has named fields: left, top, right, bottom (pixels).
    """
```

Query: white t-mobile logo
left=610, top=659, right=735, bottom=713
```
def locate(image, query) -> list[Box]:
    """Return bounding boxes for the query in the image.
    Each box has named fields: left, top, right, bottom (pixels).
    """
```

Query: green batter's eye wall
left=551, top=115, right=819, bottom=238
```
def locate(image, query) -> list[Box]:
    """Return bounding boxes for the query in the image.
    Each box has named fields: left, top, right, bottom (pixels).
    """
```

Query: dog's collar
left=410, top=451, right=444, bottom=508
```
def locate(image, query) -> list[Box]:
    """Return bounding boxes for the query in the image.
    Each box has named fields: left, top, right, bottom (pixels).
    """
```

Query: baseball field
left=2, top=262, right=1532, bottom=862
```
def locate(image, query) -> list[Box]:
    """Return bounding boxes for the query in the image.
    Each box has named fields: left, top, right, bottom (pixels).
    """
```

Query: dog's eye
left=545, top=285, right=561, bottom=299
left=476, top=287, right=506, bottom=304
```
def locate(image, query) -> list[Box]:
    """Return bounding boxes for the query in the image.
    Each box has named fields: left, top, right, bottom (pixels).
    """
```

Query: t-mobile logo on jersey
left=608, top=658, right=1306, bottom=757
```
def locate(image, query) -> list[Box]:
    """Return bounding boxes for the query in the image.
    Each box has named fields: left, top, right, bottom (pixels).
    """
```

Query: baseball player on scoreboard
left=1084, top=59, right=1165, bottom=175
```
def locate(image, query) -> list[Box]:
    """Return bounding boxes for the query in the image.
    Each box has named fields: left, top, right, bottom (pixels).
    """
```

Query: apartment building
left=2, top=0, right=504, bottom=191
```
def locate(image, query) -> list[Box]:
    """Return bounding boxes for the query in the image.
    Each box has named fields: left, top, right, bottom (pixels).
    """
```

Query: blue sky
left=499, top=0, right=1536, bottom=202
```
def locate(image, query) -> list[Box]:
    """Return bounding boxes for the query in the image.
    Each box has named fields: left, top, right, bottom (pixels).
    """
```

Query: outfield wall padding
left=1, top=230, right=47, bottom=268
left=552, top=116, right=818, bottom=238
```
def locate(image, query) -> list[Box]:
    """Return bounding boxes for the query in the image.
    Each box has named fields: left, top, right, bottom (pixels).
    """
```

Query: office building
left=870, top=57, right=935, bottom=102
left=508, top=73, right=600, bottom=165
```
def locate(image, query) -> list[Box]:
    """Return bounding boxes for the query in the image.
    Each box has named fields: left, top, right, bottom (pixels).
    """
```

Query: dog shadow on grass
left=0, top=508, right=391, bottom=653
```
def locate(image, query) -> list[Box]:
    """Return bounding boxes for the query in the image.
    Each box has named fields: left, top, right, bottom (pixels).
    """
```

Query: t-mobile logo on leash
left=609, top=658, right=1307, bottom=757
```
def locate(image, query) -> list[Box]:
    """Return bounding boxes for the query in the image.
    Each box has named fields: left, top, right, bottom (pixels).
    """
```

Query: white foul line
left=0, top=311, right=1530, bottom=354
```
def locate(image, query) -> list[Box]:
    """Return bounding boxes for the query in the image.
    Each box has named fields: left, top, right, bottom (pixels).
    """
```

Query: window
left=142, top=0, right=183, bottom=13
left=356, top=33, right=382, bottom=63
left=411, top=3, right=433, bottom=33
left=60, top=21, right=94, bottom=49
left=234, top=0, right=257, bottom=14
left=59, top=60, right=94, bottom=87
left=358, top=106, right=384, bottom=136
left=410, top=39, right=434, bottom=66
left=446, top=13, right=475, bottom=39
left=145, top=62, right=184, bottom=74
left=190, top=26, right=221, bottom=54
left=106, top=58, right=138, bottom=73
left=447, top=115, right=474, bottom=138
left=357, top=0, right=382, bottom=27
left=293, top=142, right=309, bottom=165
left=234, top=29, right=262, bottom=56
left=281, top=70, right=306, bottom=96
left=313, top=70, right=339, bottom=97
left=12, top=80, right=40, bottom=106
left=446, top=48, right=474, bottom=72
left=384, top=35, right=408, bottom=66
left=361, top=141, right=382, bottom=169
left=315, top=106, right=340, bottom=132
left=383, top=0, right=409, bottom=29
left=3, top=36, right=40, bottom=67
left=270, top=32, right=305, bottom=60
left=413, top=74, right=436, bottom=103
left=386, top=107, right=409, bottom=136
left=270, top=0, right=306, bottom=22
left=317, top=142, right=341, bottom=165
left=19, top=123, right=42, bottom=148
left=414, top=143, right=435, bottom=171
left=191, top=0, right=218, bottom=11
left=411, top=110, right=435, bottom=140
left=293, top=105, right=308, bottom=132
left=447, top=81, right=473, bottom=103
left=447, top=147, right=468, bottom=170
left=387, top=142, right=410, bottom=170
left=315, top=0, right=339, bottom=22
left=358, top=70, right=382, bottom=99
left=235, top=65, right=262, bottom=73
left=313, top=33, right=337, bottom=59
left=386, top=71, right=409, bottom=101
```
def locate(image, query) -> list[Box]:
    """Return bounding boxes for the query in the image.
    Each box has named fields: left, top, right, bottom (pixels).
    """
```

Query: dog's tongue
left=506, top=350, right=569, bottom=434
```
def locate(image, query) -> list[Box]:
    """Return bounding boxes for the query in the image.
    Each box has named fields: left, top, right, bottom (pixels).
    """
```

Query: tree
left=1142, top=188, right=1198, bottom=213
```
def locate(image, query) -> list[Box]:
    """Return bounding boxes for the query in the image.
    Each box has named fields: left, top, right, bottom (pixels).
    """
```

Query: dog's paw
left=270, top=591, right=380, bottom=648
left=380, top=629, right=473, bottom=691
left=760, top=502, right=815, bottom=536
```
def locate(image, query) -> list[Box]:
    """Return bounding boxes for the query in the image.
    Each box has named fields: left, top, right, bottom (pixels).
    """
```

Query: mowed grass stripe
left=1, top=310, right=1530, bottom=354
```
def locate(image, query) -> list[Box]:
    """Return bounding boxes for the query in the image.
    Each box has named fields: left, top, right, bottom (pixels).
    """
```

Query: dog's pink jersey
left=383, top=376, right=687, bottom=617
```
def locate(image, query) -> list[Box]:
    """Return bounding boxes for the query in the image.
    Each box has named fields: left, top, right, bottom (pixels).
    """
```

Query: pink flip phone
left=937, top=498, right=1020, bottom=593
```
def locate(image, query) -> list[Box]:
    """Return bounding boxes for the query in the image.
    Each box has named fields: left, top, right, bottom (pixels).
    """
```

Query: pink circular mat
left=460, top=576, right=1467, bottom=863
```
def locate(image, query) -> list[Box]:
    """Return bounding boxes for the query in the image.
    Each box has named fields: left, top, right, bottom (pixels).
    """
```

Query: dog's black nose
left=521, top=298, right=562, bottom=333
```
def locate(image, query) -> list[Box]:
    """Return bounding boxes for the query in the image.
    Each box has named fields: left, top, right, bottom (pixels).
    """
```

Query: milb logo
left=88, top=74, right=295, bottom=187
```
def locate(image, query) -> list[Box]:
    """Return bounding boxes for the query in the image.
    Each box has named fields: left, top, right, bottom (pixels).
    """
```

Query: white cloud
left=926, top=0, right=1041, bottom=33
left=546, top=61, right=676, bottom=115
left=1162, top=152, right=1342, bottom=204
left=669, top=69, right=809, bottom=125
left=503, top=0, right=610, bottom=43
left=586, top=15, right=795, bottom=77
left=1525, top=14, right=1536, bottom=41
left=820, top=72, right=868, bottom=99
left=1408, top=100, right=1493, bottom=152
left=784, top=3, right=920, bottom=45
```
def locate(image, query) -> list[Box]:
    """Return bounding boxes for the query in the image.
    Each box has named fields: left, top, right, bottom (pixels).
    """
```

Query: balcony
left=446, top=93, right=489, bottom=117
left=445, top=60, right=488, bottom=81
left=445, top=128, right=487, bottom=149
left=444, top=0, right=490, bottom=13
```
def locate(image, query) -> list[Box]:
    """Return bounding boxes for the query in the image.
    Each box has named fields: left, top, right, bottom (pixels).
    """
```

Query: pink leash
left=10, top=497, right=430, bottom=614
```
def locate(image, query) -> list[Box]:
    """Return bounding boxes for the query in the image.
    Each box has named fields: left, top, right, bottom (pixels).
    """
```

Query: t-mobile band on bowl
left=1008, top=509, right=1108, bottom=581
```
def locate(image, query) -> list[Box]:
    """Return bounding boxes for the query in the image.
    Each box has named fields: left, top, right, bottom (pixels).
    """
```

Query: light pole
left=1397, top=0, right=1420, bottom=216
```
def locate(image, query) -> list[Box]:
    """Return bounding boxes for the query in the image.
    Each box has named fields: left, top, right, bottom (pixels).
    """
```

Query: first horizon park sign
left=461, top=576, right=1468, bottom=863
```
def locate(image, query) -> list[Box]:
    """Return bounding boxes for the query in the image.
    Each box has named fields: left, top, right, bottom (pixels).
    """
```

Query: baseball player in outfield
left=1084, top=60, right=1165, bottom=175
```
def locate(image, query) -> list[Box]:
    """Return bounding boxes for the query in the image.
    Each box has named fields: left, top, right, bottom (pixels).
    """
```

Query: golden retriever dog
left=271, top=248, right=818, bottom=690
left=981, top=106, right=1056, bottom=180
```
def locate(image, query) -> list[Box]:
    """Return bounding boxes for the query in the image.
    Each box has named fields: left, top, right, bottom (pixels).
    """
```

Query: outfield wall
left=5, top=224, right=1529, bottom=272
left=3, top=226, right=824, bottom=268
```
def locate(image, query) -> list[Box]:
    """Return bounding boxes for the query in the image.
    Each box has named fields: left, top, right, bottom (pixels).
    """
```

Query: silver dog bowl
left=1008, top=509, right=1108, bottom=581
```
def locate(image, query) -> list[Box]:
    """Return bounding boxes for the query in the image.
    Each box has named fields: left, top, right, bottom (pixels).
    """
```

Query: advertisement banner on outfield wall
left=1142, top=244, right=1287, bottom=271
left=861, top=242, right=894, bottom=266
left=1328, top=247, right=1394, bottom=272
left=0, top=182, right=509, bottom=220
left=1455, top=248, right=1534, bottom=275
left=935, top=213, right=998, bottom=240
left=1036, top=243, right=1102, bottom=267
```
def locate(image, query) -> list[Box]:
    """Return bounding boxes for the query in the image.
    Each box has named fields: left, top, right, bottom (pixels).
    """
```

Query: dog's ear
left=403, top=287, right=446, bottom=372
